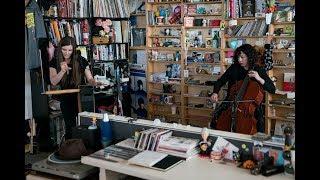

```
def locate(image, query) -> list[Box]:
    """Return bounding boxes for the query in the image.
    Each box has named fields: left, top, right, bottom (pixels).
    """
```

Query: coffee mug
left=171, top=104, right=177, bottom=115
left=164, top=96, right=173, bottom=105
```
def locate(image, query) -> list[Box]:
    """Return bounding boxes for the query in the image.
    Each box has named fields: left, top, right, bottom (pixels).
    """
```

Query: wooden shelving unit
left=265, top=0, right=295, bottom=135
left=145, top=0, right=295, bottom=133
left=146, top=0, right=224, bottom=127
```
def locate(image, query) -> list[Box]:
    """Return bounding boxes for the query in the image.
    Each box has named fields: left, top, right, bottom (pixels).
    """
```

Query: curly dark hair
left=233, top=44, right=258, bottom=70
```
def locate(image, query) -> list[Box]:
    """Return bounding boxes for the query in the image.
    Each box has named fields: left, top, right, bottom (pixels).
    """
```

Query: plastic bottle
left=100, top=113, right=113, bottom=148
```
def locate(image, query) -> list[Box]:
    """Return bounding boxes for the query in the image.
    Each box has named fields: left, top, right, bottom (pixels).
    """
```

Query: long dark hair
left=233, top=44, right=258, bottom=70
left=56, top=36, right=81, bottom=88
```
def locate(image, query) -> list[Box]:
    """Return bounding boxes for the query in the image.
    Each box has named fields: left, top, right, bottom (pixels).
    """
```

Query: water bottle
left=100, top=113, right=113, bottom=148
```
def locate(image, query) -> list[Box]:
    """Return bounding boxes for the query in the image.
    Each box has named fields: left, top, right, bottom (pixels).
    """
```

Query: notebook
left=128, top=150, right=184, bottom=172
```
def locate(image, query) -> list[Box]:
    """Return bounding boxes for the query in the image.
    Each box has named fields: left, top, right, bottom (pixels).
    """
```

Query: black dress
left=49, top=57, right=89, bottom=139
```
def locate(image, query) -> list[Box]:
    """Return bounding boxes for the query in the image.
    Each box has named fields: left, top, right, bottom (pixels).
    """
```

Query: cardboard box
left=92, top=36, right=109, bottom=44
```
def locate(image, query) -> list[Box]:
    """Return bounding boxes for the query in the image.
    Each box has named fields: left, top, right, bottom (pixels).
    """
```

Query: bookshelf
left=264, top=0, right=295, bottom=136
left=43, top=0, right=131, bottom=115
left=43, top=0, right=295, bottom=135
left=145, top=0, right=223, bottom=126
left=145, top=0, right=295, bottom=136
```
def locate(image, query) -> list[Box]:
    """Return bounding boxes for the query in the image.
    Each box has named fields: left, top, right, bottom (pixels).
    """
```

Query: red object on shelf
left=283, top=82, right=295, bottom=92
left=283, top=73, right=295, bottom=92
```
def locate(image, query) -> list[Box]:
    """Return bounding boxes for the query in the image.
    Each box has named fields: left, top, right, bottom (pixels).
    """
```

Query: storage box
left=92, top=36, right=109, bottom=44
left=184, top=17, right=194, bottom=27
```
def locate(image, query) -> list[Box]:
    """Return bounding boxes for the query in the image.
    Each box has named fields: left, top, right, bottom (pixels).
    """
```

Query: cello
left=215, top=73, right=265, bottom=135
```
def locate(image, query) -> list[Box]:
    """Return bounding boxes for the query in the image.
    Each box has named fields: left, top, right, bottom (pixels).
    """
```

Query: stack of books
left=134, top=129, right=173, bottom=151
left=157, top=136, right=199, bottom=160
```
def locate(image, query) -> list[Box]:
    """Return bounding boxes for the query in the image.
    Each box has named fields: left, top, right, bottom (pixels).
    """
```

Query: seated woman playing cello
left=210, top=44, right=275, bottom=135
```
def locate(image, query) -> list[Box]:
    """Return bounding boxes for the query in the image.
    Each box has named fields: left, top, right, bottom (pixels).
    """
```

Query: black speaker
left=71, top=125, right=102, bottom=152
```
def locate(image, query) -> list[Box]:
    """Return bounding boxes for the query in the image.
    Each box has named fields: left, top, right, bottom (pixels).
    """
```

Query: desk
left=81, top=149, right=293, bottom=180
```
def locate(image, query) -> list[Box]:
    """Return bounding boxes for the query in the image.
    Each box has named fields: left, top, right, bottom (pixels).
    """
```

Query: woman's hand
left=88, top=79, right=102, bottom=86
left=210, top=93, right=218, bottom=102
left=60, top=62, right=70, bottom=74
left=248, top=70, right=265, bottom=85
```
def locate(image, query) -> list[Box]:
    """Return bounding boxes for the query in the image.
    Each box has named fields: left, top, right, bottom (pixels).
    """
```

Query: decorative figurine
left=202, top=19, right=207, bottom=27
left=232, top=151, right=241, bottom=162
left=220, top=21, right=225, bottom=30
left=165, top=28, right=171, bottom=36
left=88, top=116, right=97, bottom=129
left=283, top=126, right=294, bottom=175
left=154, top=38, right=160, bottom=47
left=199, top=127, right=212, bottom=156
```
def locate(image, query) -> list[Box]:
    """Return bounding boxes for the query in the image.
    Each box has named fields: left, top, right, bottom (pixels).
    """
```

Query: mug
left=156, top=16, right=164, bottom=25
left=171, top=104, right=177, bottom=115
left=164, top=96, right=173, bottom=105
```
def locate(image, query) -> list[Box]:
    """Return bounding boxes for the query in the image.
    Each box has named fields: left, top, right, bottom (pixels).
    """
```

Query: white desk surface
left=81, top=150, right=294, bottom=180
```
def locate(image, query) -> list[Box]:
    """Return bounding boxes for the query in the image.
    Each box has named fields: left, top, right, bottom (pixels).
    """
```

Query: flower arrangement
left=265, top=0, right=277, bottom=13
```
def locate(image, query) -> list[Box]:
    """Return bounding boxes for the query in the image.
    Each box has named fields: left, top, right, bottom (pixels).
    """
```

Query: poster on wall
left=130, top=63, right=147, bottom=118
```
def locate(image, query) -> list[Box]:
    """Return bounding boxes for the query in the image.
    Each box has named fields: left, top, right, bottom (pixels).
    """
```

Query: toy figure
left=284, top=126, right=293, bottom=151
left=199, top=127, right=212, bottom=156
left=88, top=116, right=97, bottom=129
left=166, top=65, right=173, bottom=78
left=154, top=38, right=160, bottom=47
left=232, top=151, right=241, bottom=162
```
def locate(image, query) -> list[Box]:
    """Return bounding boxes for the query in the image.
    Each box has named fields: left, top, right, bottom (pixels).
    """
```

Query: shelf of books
left=43, top=0, right=131, bottom=115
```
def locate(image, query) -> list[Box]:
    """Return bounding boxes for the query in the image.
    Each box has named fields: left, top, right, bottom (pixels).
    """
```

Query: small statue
left=88, top=116, right=97, bottom=129
left=199, top=127, right=212, bottom=156
left=202, top=19, right=207, bottom=27
left=284, top=126, right=293, bottom=151
left=154, top=38, right=160, bottom=47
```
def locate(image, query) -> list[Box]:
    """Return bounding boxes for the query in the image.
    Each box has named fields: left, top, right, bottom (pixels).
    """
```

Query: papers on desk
left=128, top=150, right=168, bottom=167
left=212, top=136, right=239, bottom=160
left=128, top=150, right=184, bottom=171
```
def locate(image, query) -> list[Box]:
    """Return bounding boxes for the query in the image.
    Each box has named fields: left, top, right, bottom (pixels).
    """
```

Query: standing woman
left=210, top=44, right=276, bottom=134
left=49, top=36, right=97, bottom=139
